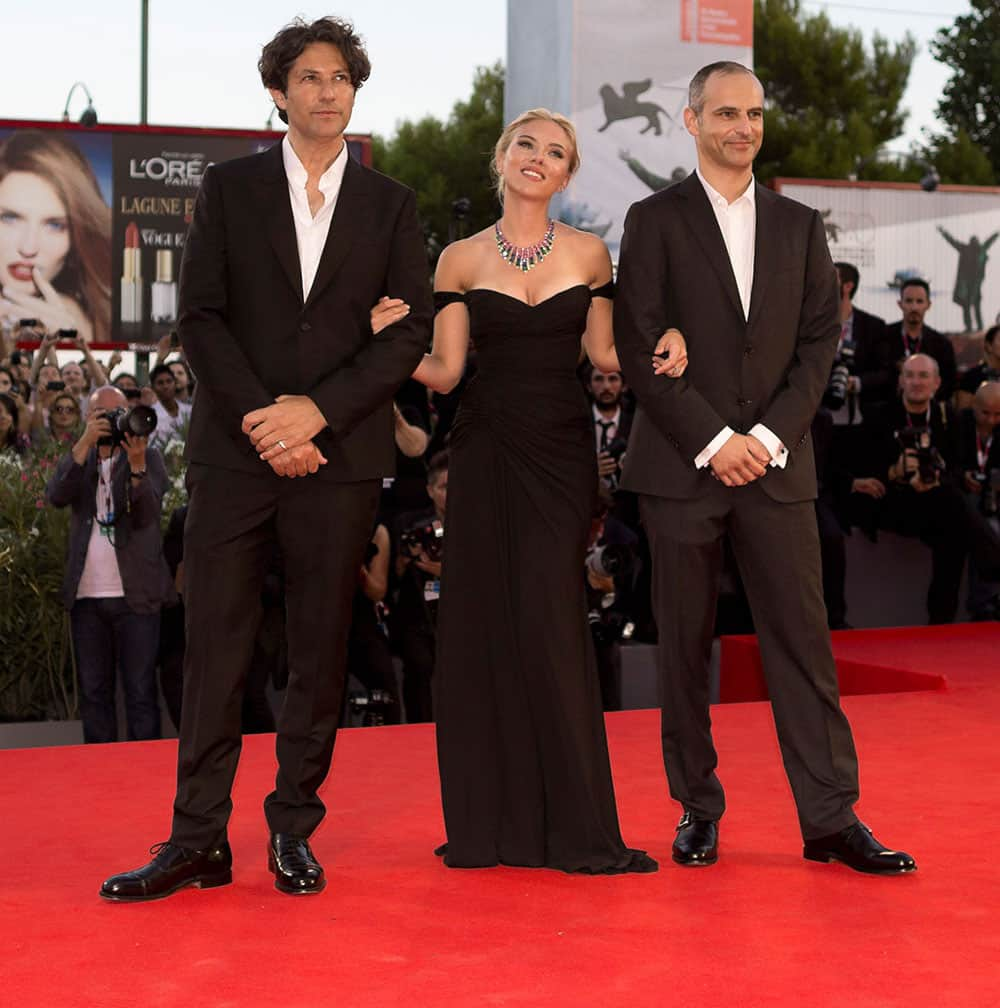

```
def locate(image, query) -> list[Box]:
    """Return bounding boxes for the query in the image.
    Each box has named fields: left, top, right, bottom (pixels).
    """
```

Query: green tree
left=921, top=128, right=996, bottom=186
left=931, top=0, right=1000, bottom=181
left=372, top=63, right=503, bottom=260
left=753, top=0, right=915, bottom=183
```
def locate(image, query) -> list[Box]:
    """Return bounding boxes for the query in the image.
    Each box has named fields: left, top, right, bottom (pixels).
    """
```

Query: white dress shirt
left=692, top=170, right=787, bottom=470
left=282, top=135, right=348, bottom=300
left=151, top=398, right=193, bottom=447
left=76, top=456, right=124, bottom=599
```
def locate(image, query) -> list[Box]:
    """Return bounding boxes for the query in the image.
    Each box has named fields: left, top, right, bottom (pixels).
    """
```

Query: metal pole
left=136, top=1, right=151, bottom=374
left=140, top=0, right=149, bottom=124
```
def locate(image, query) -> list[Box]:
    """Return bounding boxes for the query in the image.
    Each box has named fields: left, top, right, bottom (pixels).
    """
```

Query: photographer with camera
left=588, top=366, right=633, bottom=491
left=958, top=380, right=1000, bottom=619
left=585, top=495, right=639, bottom=711
left=391, top=450, right=447, bottom=723
left=45, top=386, right=175, bottom=743
left=344, top=522, right=402, bottom=726
left=831, top=263, right=893, bottom=421
left=864, top=353, right=968, bottom=623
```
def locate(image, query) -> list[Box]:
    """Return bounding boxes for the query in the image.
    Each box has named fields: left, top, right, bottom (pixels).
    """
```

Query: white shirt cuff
left=695, top=427, right=734, bottom=469
left=749, top=423, right=788, bottom=468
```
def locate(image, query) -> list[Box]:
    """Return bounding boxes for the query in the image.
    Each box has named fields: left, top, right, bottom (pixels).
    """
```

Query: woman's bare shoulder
left=554, top=222, right=612, bottom=281
left=434, top=228, right=496, bottom=291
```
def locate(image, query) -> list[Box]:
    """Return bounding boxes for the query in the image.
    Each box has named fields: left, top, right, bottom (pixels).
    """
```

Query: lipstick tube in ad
left=151, top=249, right=177, bottom=324
left=120, top=222, right=143, bottom=323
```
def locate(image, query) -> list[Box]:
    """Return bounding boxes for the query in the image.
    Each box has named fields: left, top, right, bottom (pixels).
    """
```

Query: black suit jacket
left=957, top=407, right=1000, bottom=474
left=615, top=173, right=839, bottom=503
left=849, top=306, right=892, bottom=406
left=178, top=143, right=433, bottom=482
left=884, top=321, right=957, bottom=402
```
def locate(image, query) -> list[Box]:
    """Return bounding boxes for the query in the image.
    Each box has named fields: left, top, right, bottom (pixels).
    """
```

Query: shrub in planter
left=0, top=447, right=76, bottom=721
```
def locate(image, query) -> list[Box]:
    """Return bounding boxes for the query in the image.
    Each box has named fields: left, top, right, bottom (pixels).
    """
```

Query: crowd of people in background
left=2, top=262, right=999, bottom=743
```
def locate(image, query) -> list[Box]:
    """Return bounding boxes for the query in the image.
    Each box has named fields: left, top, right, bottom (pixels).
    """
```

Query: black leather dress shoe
left=672, top=812, right=718, bottom=866
left=268, top=833, right=326, bottom=895
left=100, top=841, right=232, bottom=902
left=804, top=822, right=916, bottom=875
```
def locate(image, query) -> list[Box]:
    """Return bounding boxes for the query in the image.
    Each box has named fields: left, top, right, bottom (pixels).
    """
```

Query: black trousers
left=879, top=484, right=968, bottom=624
left=640, top=483, right=860, bottom=841
left=397, top=624, right=435, bottom=724
left=345, top=600, right=401, bottom=725
left=170, top=464, right=379, bottom=848
left=815, top=493, right=848, bottom=629
left=71, top=597, right=161, bottom=744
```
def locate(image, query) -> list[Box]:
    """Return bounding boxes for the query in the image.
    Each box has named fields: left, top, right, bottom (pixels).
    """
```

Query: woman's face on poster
left=0, top=170, right=72, bottom=296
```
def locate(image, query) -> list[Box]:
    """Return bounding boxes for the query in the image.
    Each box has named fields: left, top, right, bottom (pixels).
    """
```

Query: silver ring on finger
left=277, top=439, right=287, bottom=451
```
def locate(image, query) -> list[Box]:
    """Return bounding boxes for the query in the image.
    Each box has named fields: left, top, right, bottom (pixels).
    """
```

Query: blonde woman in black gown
left=407, top=109, right=687, bottom=873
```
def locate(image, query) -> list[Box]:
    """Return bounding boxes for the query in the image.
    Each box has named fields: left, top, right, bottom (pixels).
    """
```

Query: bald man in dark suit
left=615, top=61, right=915, bottom=876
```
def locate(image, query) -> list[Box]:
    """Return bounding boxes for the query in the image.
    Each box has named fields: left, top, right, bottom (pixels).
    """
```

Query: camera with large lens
left=603, top=435, right=628, bottom=466
left=99, top=405, right=158, bottom=447
left=587, top=607, right=636, bottom=645
left=600, top=435, right=629, bottom=489
left=586, top=542, right=634, bottom=580
left=894, top=425, right=944, bottom=485
left=823, top=342, right=856, bottom=410
left=347, top=688, right=396, bottom=727
left=400, top=517, right=443, bottom=562
left=585, top=541, right=637, bottom=644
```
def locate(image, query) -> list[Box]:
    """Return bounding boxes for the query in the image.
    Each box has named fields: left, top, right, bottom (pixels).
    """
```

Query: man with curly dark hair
left=101, top=16, right=433, bottom=903
left=258, top=16, right=372, bottom=117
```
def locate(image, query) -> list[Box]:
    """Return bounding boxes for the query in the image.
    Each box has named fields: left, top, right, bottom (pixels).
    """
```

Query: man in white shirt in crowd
left=588, top=365, right=633, bottom=489
left=148, top=362, right=192, bottom=446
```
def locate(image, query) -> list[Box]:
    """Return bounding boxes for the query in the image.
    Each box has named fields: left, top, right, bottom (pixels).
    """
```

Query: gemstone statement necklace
left=495, top=218, right=556, bottom=272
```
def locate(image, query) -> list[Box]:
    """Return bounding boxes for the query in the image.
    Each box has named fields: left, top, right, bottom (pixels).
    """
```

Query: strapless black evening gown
left=432, top=283, right=656, bottom=874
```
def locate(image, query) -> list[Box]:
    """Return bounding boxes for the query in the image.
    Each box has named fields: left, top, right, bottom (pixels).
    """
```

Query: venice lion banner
left=506, top=0, right=753, bottom=255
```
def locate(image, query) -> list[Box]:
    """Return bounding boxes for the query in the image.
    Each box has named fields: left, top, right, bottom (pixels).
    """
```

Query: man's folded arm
left=307, top=189, right=432, bottom=438
left=614, top=202, right=727, bottom=460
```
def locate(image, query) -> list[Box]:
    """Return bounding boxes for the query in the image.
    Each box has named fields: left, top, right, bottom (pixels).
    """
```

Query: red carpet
left=2, top=623, right=998, bottom=1007
left=716, top=624, right=979, bottom=702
